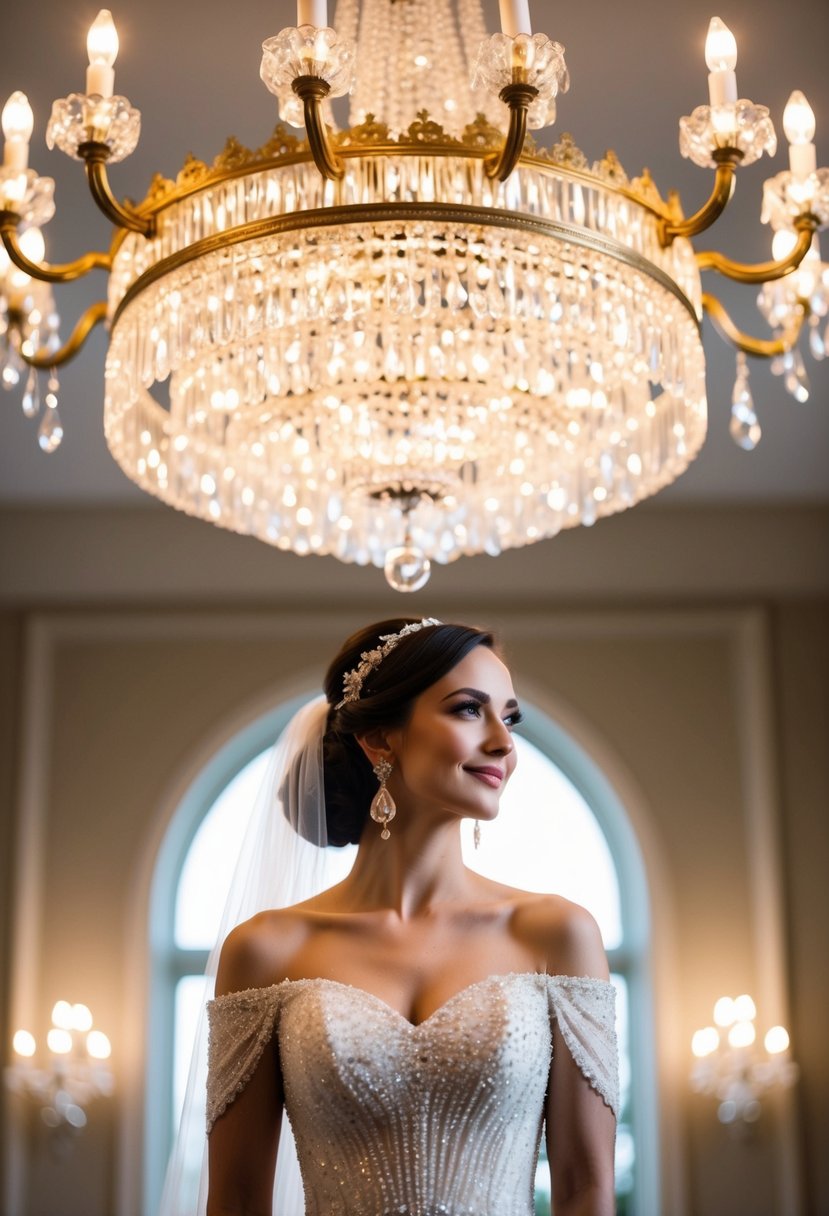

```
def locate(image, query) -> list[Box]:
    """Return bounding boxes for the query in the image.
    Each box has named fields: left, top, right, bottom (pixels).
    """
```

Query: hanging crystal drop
left=729, top=352, right=761, bottom=451
left=808, top=315, right=825, bottom=361
left=21, top=368, right=39, bottom=419
left=38, top=371, right=64, bottom=453
left=782, top=348, right=809, bottom=402
left=384, top=543, right=432, bottom=592
left=1, top=343, right=22, bottom=389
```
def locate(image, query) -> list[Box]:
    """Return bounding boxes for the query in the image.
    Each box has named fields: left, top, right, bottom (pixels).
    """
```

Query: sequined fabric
left=207, top=973, right=618, bottom=1216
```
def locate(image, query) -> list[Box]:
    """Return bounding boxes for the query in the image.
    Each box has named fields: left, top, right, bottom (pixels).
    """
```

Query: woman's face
left=385, top=644, right=521, bottom=824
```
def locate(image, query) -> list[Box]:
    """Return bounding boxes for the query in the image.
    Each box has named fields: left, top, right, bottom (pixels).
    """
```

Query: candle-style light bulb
left=2, top=91, right=34, bottom=170
left=705, top=17, right=737, bottom=72
left=86, top=1029, right=112, bottom=1060
left=12, top=1029, right=37, bottom=1058
left=783, top=90, right=817, bottom=180
left=86, top=10, right=119, bottom=98
left=499, top=0, right=532, bottom=39
left=784, top=90, right=816, bottom=145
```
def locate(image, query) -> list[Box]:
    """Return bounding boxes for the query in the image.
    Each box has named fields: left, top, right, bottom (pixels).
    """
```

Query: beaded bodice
left=207, top=972, right=618, bottom=1216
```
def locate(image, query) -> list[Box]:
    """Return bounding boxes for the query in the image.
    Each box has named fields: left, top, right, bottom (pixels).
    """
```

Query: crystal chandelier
left=0, top=5, right=826, bottom=590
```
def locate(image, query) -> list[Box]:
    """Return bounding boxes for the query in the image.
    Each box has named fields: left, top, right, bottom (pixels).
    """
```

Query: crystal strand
left=38, top=370, right=64, bottom=454
left=21, top=367, right=39, bottom=419
left=729, top=352, right=761, bottom=451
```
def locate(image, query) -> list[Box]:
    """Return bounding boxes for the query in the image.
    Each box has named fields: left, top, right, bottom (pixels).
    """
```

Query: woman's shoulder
left=510, top=891, right=609, bottom=981
left=215, top=905, right=318, bottom=996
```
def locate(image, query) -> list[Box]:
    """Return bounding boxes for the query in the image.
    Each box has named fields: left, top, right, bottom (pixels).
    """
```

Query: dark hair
left=321, top=619, right=495, bottom=845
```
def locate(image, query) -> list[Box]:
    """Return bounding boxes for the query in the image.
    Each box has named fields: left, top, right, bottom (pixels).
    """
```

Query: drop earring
left=474, top=820, right=481, bottom=850
left=370, top=758, right=396, bottom=839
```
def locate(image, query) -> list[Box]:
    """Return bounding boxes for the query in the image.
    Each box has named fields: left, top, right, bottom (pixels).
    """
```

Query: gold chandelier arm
left=0, top=211, right=112, bottom=283
left=17, top=300, right=109, bottom=369
left=696, top=217, right=817, bottom=284
left=658, top=155, right=740, bottom=246
left=485, top=81, right=538, bottom=183
left=292, top=77, right=344, bottom=181
left=80, top=143, right=156, bottom=236
left=702, top=291, right=807, bottom=358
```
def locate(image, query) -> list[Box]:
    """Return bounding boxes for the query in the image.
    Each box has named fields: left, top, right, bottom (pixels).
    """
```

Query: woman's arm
left=205, top=921, right=286, bottom=1216
left=544, top=903, right=617, bottom=1216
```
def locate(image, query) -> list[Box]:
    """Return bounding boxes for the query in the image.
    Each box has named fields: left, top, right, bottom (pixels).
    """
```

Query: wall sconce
left=5, top=1000, right=113, bottom=1135
left=691, top=994, right=798, bottom=1125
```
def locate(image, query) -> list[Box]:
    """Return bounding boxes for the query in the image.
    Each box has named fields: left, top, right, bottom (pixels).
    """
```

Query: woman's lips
left=464, top=766, right=504, bottom=788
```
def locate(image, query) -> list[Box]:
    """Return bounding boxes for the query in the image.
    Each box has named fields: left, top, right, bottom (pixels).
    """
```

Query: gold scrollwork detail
left=544, top=132, right=589, bottom=171
left=340, top=113, right=392, bottom=145
left=461, top=113, right=503, bottom=150
left=593, top=149, right=629, bottom=186
left=176, top=152, right=211, bottom=189
left=213, top=135, right=254, bottom=172
left=629, top=168, right=668, bottom=214
left=401, top=110, right=456, bottom=146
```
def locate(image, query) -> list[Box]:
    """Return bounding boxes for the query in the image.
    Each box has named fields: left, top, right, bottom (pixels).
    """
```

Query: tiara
left=335, top=618, right=443, bottom=709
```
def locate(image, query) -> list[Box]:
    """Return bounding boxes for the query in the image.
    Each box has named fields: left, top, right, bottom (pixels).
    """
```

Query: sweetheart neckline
left=212, top=970, right=613, bottom=1030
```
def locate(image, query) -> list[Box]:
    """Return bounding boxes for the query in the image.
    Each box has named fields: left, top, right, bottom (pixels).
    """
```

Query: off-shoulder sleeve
left=545, top=975, right=620, bottom=1119
left=206, top=985, right=284, bottom=1133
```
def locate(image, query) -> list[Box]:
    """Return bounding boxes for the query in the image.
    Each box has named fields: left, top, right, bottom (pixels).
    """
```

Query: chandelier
left=0, top=5, right=826, bottom=590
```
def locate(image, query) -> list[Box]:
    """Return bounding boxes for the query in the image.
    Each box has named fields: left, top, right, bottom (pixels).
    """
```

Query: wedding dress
left=207, top=970, right=618, bottom=1216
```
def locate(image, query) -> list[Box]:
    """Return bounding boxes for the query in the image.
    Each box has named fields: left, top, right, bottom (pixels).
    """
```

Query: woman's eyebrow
left=441, top=687, right=520, bottom=710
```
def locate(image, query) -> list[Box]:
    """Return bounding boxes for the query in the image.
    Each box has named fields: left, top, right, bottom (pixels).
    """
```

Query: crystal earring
left=370, top=758, right=396, bottom=840
left=474, top=820, right=481, bottom=850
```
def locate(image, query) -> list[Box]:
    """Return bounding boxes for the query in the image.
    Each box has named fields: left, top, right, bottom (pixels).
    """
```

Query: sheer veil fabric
left=158, top=696, right=336, bottom=1216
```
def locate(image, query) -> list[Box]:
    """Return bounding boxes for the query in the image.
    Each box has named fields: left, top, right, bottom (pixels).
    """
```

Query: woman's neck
left=338, top=815, right=475, bottom=920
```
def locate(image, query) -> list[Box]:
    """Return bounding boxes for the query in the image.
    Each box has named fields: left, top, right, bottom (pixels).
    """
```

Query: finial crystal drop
left=730, top=353, right=761, bottom=450
left=21, top=368, right=39, bottom=418
left=38, top=401, right=63, bottom=453
left=808, top=315, right=826, bottom=361
left=384, top=544, right=431, bottom=592
left=784, top=349, right=810, bottom=402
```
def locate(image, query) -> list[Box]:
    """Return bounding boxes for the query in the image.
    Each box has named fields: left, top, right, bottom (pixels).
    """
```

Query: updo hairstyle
left=322, top=619, right=495, bottom=845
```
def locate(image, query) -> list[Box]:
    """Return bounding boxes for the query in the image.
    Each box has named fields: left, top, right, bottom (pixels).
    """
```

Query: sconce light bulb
left=713, top=996, right=736, bottom=1027
left=733, top=993, right=757, bottom=1022
left=51, top=999, right=74, bottom=1030
left=86, top=1029, right=112, bottom=1060
left=764, top=1025, right=790, bottom=1055
left=12, top=1029, right=36, bottom=1058
left=705, top=17, right=738, bottom=73
left=727, top=1019, right=756, bottom=1048
left=87, top=10, right=119, bottom=67
left=71, top=1003, right=94, bottom=1032
left=772, top=228, right=798, bottom=261
left=783, top=90, right=816, bottom=145
left=1, top=91, right=34, bottom=144
left=47, top=1027, right=73, bottom=1054
left=691, top=1026, right=720, bottom=1057
left=18, top=226, right=45, bottom=265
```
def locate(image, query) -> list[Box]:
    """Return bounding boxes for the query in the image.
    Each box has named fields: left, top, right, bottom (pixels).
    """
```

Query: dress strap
left=544, top=975, right=620, bottom=1119
left=206, top=985, right=285, bottom=1132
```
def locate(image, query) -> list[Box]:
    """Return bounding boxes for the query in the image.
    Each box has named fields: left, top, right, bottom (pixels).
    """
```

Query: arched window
left=146, top=696, right=653, bottom=1215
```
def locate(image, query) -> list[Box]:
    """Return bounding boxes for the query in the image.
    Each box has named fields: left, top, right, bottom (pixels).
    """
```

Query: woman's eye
left=504, top=711, right=524, bottom=730
left=452, top=701, right=482, bottom=717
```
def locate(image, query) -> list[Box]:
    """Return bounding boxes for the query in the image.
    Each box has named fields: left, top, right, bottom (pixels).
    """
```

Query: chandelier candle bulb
left=784, top=90, right=817, bottom=178
left=1, top=91, right=33, bottom=170
left=499, top=0, right=532, bottom=39
left=85, top=10, right=119, bottom=98
left=705, top=16, right=738, bottom=107
left=297, top=0, right=327, bottom=31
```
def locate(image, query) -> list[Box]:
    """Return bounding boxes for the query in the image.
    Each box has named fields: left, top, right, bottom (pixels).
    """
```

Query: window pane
left=175, top=752, right=271, bottom=948
left=463, top=735, right=623, bottom=949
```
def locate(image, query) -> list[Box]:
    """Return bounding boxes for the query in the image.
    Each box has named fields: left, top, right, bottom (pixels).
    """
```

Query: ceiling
left=1, top=0, right=827, bottom=508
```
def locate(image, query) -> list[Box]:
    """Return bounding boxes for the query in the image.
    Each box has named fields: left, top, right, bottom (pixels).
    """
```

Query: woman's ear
left=355, top=727, right=394, bottom=769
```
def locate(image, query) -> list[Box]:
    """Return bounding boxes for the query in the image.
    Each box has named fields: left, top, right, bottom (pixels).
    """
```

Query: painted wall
left=0, top=505, right=827, bottom=1216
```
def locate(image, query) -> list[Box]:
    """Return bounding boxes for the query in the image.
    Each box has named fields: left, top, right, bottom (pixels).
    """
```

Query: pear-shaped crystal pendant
left=384, top=544, right=431, bottom=592
left=784, top=349, right=810, bottom=402
left=38, top=373, right=64, bottom=453
left=370, top=786, right=397, bottom=839
left=808, top=315, right=826, bottom=361
left=1, top=344, right=22, bottom=389
left=730, top=353, right=761, bottom=451
left=21, top=369, right=39, bottom=419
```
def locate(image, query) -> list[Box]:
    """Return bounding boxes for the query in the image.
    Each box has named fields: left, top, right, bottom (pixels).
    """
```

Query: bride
left=199, top=617, right=617, bottom=1215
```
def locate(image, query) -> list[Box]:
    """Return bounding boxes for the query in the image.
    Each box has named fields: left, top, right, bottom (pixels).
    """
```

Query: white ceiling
left=1, top=0, right=827, bottom=507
